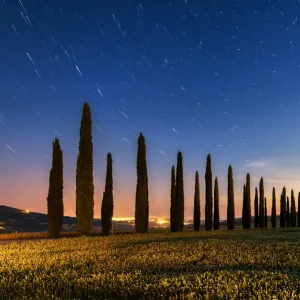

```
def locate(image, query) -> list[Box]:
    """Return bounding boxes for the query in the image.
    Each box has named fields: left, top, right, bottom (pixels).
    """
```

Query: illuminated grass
left=1, top=228, right=300, bottom=299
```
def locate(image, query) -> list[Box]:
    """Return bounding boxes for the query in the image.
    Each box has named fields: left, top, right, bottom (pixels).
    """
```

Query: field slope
left=1, top=228, right=300, bottom=299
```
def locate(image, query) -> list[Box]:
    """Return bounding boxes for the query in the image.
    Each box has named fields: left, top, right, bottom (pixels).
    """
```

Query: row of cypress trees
left=46, top=102, right=300, bottom=237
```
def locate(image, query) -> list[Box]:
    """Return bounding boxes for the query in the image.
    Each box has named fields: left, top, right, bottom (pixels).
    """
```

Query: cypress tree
left=227, top=165, right=235, bottom=230
left=47, top=138, right=64, bottom=238
left=271, top=187, right=276, bottom=228
left=259, top=177, right=264, bottom=229
left=246, top=173, right=251, bottom=228
left=193, top=171, right=200, bottom=231
left=213, top=177, right=219, bottom=230
left=280, top=187, right=286, bottom=227
left=264, top=197, right=267, bottom=228
left=175, top=151, right=184, bottom=231
left=76, top=102, right=94, bottom=235
left=254, top=187, right=259, bottom=228
left=170, top=166, right=176, bottom=232
left=242, top=184, right=246, bottom=229
left=286, top=196, right=290, bottom=227
left=135, top=133, right=149, bottom=233
left=291, top=190, right=296, bottom=227
left=101, top=153, right=113, bottom=236
left=298, top=192, right=300, bottom=227
left=205, top=154, right=213, bottom=231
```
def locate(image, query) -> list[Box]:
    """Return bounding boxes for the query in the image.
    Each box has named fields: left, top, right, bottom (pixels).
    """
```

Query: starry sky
left=1, top=0, right=300, bottom=220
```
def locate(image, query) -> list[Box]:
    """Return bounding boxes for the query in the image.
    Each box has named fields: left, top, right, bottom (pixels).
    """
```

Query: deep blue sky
left=1, top=0, right=300, bottom=219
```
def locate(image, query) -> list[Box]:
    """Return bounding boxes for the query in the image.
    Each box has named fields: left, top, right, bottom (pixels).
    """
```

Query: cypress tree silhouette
left=264, top=197, right=267, bottom=228
left=205, top=154, right=213, bottom=231
left=242, top=184, right=246, bottom=229
left=135, top=133, right=149, bottom=233
left=271, top=187, right=276, bottom=228
left=291, top=190, right=296, bottom=227
left=298, top=192, right=300, bottom=227
left=280, top=187, right=286, bottom=227
left=175, top=151, right=184, bottom=231
left=213, top=177, right=219, bottom=230
left=259, top=178, right=264, bottom=229
left=193, top=171, right=200, bottom=231
left=246, top=173, right=251, bottom=228
left=227, top=165, right=235, bottom=230
left=101, top=153, right=113, bottom=236
left=47, top=138, right=64, bottom=238
left=76, top=102, right=94, bottom=235
left=286, top=196, right=290, bottom=227
left=170, top=165, right=176, bottom=232
left=254, top=187, right=259, bottom=228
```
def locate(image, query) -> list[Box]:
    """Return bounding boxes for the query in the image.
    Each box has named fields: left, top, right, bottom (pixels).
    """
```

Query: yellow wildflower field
left=1, top=228, right=300, bottom=299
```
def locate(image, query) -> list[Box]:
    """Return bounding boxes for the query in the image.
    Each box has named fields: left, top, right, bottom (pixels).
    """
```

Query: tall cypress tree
left=47, top=138, right=64, bottom=238
left=271, top=187, right=276, bottom=228
left=205, top=154, right=213, bottom=231
left=298, top=192, right=300, bottom=227
left=213, top=177, right=219, bottom=230
left=254, top=187, right=259, bottom=228
left=286, top=196, right=290, bottom=227
left=246, top=173, right=251, bottom=228
left=291, top=190, right=296, bottom=227
left=264, top=197, right=267, bottom=228
left=170, top=166, right=176, bottom=232
left=101, top=153, right=113, bottom=236
left=175, top=151, right=184, bottom=231
left=76, top=102, right=94, bottom=235
left=227, top=165, right=235, bottom=230
left=194, top=171, right=200, bottom=231
left=259, top=177, right=264, bottom=229
left=280, top=187, right=286, bottom=227
left=135, top=133, right=149, bottom=233
left=242, top=184, right=246, bottom=229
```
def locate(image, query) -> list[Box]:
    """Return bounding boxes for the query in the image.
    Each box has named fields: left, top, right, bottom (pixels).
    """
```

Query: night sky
left=1, top=0, right=300, bottom=220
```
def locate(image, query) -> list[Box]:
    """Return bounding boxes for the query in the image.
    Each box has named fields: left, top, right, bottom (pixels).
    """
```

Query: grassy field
left=1, top=228, right=300, bottom=299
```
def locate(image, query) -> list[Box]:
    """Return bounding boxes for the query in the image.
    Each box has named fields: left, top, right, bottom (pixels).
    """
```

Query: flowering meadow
left=1, top=228, right=300, bottom=299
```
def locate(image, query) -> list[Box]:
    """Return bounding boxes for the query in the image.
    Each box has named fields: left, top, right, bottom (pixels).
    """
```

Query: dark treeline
left=46, top=102, right=300, bottom=237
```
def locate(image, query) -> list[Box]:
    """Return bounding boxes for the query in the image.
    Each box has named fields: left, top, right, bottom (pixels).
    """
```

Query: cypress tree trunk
left=135, top=133, right=149, bottom=233
left=76, top=102, right=94, bottom=235
left=47, top=138, right=64, bottom=238
left=101, top=153, right=114, bottom=236
left=242, top=184, right=246, bottom=229
left=170, top=166, right=176, bottom=232
left=264, top=197, right=267, bottom=228
left=175, top=151, right=184, bottom=232
left=254, top=188, right=258, bottom=228
left=246, top=173, right=251, bottom=228
left=291, top=190, right=296, bottom=227
left=280, top=187, right=287, bottom=227
left=227, top=165, right=235, bottom=230
left=286, top=197, right=290, bottom=227
left=205, top=154, right=213, bottom=231
left=298, top=192, right=300, bottom=227
left=213, top=177, right=219, bottom=230
left=193, top=171, right=200, bottom=231
left=271, top=187, right=276, bottom=228
left=259, top=178, right=264, bottom=229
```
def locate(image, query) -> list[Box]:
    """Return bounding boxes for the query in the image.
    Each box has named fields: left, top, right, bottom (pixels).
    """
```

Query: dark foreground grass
left=1, top=228, right=300, bottom=299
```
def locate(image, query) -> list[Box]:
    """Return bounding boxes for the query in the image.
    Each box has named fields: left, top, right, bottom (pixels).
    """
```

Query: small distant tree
left=280, top=187, right=286, bottom=227
left=291, top=190, right=296, bottom=227
left=227, top=165, right=235, bottom=230
left=242, top=184, right=246, bottom=229
left=245, top=173, right=251, bottom=228
left=205, top=154, right=213, bottom=231
left=175, top=151, right=184, bottom=232
left=170, top=166, right=176, bottom=232
left=101, top=153, right=114, bottom=236
left=254, top=188, right=258, bottom=228
left=264, top=197, right=267, bottom=228
left=193, top=171, right=200, bottom=231
left=298, top=192, right=300, bottom=227
left=259, top=178, right=264, bottom=229
left=271, top=187, right=276, bottom=228
left=286, top=197, right=290, bottom=227
left=213, top=177, right=219, bottom=230
left=47, top=138, right=64, bottom=238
